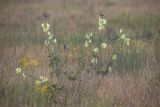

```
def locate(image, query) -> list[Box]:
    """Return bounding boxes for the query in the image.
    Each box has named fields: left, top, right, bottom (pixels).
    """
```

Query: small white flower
left=94, top=47, right=99, bottom=53
left=45, top=40, right=49, bottom=46
left=85, top=41, right=89, bottom=47
left=43, top=28, right=48, bottom=32
left=48, top=35, right=53, bottom=40
left=102, top=43, right=107, bottom=48
left=91, top=58, right=98, bottom=64
left=99, top=26, right=105, bottom=31
left=126, top=38, right=130, bottom=46
left=46, top=23, right=50, bottom=28
left=47, top=32, right=51, bottom=35
left=16, top=68, right=21, bottom=74
left=41, top=23, right=44, bottom=27
left=86, top=33, right=93, bottom=38
left=121, top=34, right=126, bottom=39
left=108, top=66, right=112, bottom=72
left=86, top=35, right=90, bottom=39
left=53, top=39, right=57, bottom=43
left=98, top=17, right=106, bottom=31
left=120, top=29, right=123, bottom=33
left=89, top=33, right=93, bottom=37
left=41, top=23, right=51, bottom=33
left=99, top=17, right=106, bottom=24
left=88, top=39, right=91, bottom=43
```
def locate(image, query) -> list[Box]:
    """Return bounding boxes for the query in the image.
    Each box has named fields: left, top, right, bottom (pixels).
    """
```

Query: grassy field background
left=0, top=0, right=160, bottom=107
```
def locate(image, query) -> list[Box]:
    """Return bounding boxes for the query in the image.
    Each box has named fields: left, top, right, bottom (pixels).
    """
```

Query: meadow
left=0, top=0, right=160, bottom=107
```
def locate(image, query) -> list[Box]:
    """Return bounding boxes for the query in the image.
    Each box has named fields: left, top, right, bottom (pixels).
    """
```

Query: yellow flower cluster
left=35, top=84, right=49, bottom=94
left=34, top=76, right=49, bottom=94
left=18, top=57, right=38, bottom=69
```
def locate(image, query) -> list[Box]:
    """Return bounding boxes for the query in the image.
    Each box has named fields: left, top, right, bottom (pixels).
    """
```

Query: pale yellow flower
left=99, top=26, right=105, bottom=31
left=53, top=39, right=57, bottom=43
left=120, top=29, right=123, bottom=33
left=47, top=32, right=51, bottom=36
left=102, top=43, right=107, bottom=48
left=45, top=40, right=49, bottom=46
left=91, top=58, right=98, bottom=64
left=86, top=33, right=93, bottom=38
left=94, top=47, right=99, bottom=53
left=40, top=76, right=48, bottom=82
left=42, top=77, right=48, bottom=82
left=85, top=41, right=89, bottom=47
left=35, top=80, right=41, bottom=85
left=16, top=67, right=21, bottom=74
left=48, top=35, right=53, bottom=40
left=99, top=17, right=106, bottom=25
left=46, top=23, right=50, bottom=28
left=125, top=38, right=130, bottom=46
left=41, top=23, right=44, bottom=27
left=112, top=54, right=117, bottom=60
left=98, top=17, right=106, bottom=31
left=41, top=23, right=50, bottom=33
left=108, top=66, right=112, bottom=72
left=121, top=34, right=126, bottom=39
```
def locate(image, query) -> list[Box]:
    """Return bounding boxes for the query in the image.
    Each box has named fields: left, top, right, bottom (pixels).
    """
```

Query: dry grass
left=0, top=41, right=159, bottom=106
left=0, top=0, right=160, bottom=37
